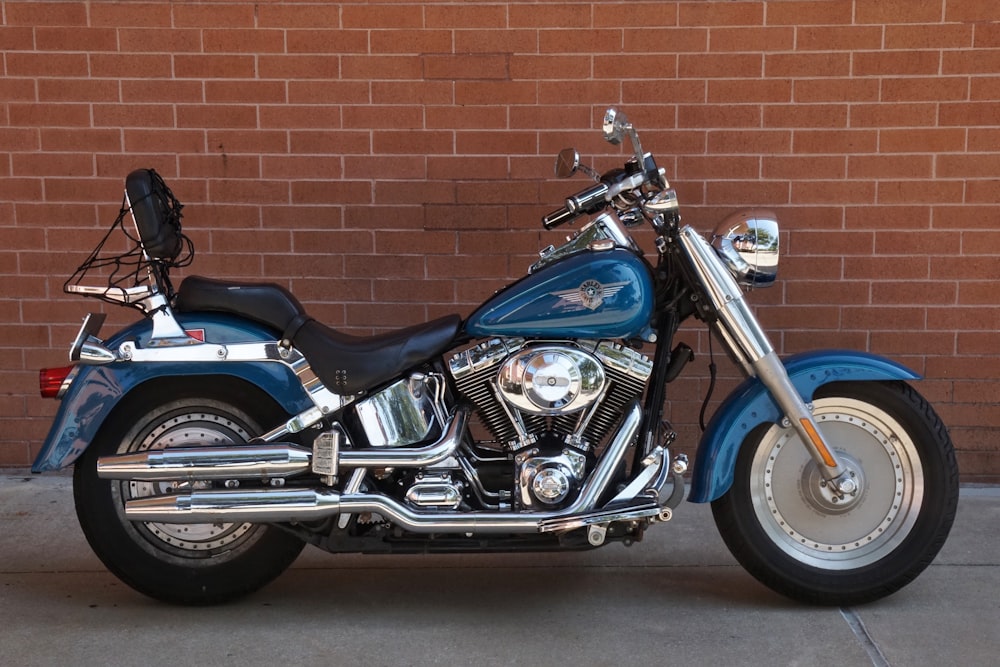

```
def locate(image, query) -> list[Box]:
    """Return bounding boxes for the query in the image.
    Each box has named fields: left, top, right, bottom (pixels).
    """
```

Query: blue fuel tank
left=465, top=248, right=655, bottom=339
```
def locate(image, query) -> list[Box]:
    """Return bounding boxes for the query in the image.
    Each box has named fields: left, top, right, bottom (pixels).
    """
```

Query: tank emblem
left=551, top=280, right=628, bottom=311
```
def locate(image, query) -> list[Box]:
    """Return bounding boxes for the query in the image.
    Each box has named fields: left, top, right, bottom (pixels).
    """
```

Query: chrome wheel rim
left=751, top=397, right=923, bottom=569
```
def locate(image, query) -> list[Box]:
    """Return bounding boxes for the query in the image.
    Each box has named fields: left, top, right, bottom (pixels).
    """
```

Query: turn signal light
left=39, top=366, right=75, bottom=399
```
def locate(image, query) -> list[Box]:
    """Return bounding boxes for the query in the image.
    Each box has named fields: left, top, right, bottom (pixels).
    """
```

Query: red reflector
left=40, top=366, right=75, bottom=399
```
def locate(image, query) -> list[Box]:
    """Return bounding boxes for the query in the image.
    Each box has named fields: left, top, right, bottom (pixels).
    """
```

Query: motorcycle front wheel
left=712, top=381, right=959, bottom=606
left=73, top=384, right=305, bottom=605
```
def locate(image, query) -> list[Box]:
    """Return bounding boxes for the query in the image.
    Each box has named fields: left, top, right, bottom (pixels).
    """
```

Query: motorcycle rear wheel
left=73, top=384, right=305, bottom=605
left=712, top=381, right=958, bottom=605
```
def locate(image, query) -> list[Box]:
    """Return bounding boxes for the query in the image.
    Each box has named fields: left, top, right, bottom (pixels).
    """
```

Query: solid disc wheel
left=74, top=390, right=305, bottom=605
left=712, top=381, right=958, bottom=605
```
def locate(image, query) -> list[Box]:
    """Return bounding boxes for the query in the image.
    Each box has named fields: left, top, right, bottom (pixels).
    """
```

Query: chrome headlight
left=711, top=209, right=779, bottom=287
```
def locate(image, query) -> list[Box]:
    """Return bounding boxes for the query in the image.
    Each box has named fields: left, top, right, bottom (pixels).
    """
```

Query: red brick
left=679, top=104, right=761, bottom=128
left=5, top=53, right=89, bottom=78
left=426, top=4, right=508, bottom=29
left=709, top=130, right=791, bottom=155
left=511, top=55, right=592, bottom=81
left=454, top=29, right=538, bottom=54
left=456, top=81, right=538, bottom=106
left=424, top=54, right=509, bottom=80
left=843, top=305, right=926, bottom=332
left=347, top=155, right=426, bottom=180
left=710, top=26, right=794, bottom=51
left=538, top=29, right=624, bottom=54
left=854, top=50, right=941, bottom=77
left=766, top=0, right=853, bottom=26
left=286, top=30, right=369, bottom=55
left=885, top=23, right=973, bottom=49
left=118, top=28, right=201, bottom=52
left=372, top=81, right=454, bottom=105
left=946, top=0, right=1000, bottom=23
left=764, top=104, right=848, bottom=129
left=763, top=156, right=845, bottom=180
left=177, top=105, right=258, bottom=129
left=4, top=2, right=87, bottom=27
left=796, top=25, right=883, bottom=51
left=679, top=1, right=765, bottom=27
left=856, top=0, right=944, bottom=24
left=677, top=155, right=760, bottom=180
left=369, top=30, right=453, bottom=55
left=373, top=180, right=455, bottom=205
left=766, top=52, right=850, bottom=78
left=679, top=53, right=763, bottom=78
left=709, top=79, right=791, bottom=103
left=622, top=28, right=707, bottom=53
left=256, top=4, right=341, bottom=29
left=90, top=2, right=171, bottom=27
left=173, top=3, right=255, bottom=28
left=35, top=27, right=118, bottom=52
left=880, top=128, right=966, bottom=153
left=877, top=180, right=965, bottom=205
left=971, top=77, right=1000, bottom=101
left=848, top=154, right=933, bottom=179
left=966, top=180, right=1000, bottom=204
left=846, top=204, right=932, bottom=230
left=794, top=78, right=880, bottom=103
left=943, top=49, right=1000, bottom=75
left=9, top=103, right=91, bottom=128
left=257, top=55, right=340, bottom=80
left=792, top=180, right=875, bottom=205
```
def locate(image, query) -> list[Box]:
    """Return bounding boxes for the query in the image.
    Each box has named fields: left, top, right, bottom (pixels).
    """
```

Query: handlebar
left=542, top=206, right=577, bottom=230
left=543, top=170, right=652, bottom=230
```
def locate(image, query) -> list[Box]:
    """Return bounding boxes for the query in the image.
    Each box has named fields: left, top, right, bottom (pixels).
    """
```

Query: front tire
left=73, top=386, right=305, bottom=605
left=712, top=381, right=958, bottom=605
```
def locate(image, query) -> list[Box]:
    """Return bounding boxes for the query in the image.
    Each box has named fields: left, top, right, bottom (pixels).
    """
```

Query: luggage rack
left=64, top=169, right=192, bottom=315
left=63, top=169, right=197, bottom=346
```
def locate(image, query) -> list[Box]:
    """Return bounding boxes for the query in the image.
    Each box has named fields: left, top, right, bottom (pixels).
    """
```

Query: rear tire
left=73, top=386, right=305, bottom=605
left=711, top=381, right=958, bottom=605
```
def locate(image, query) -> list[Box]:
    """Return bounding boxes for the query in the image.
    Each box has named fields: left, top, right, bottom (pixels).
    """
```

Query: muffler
left=123, top=402, right=643, bottom=534
left=98, top=444, right=313, bottom=481
left=98, top=407, right=470, bottom=482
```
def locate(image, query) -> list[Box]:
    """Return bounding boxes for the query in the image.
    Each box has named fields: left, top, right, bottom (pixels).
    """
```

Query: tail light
left=39, top=366, right=77, bottom=399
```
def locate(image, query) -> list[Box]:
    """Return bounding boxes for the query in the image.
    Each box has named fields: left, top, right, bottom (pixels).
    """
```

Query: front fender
left=32, top=313, right=313, bottom=473
left=687, top=349, right=920, bottom=503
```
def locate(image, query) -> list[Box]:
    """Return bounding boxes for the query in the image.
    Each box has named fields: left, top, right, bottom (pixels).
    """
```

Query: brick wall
left=1, top=0, right=998, bottom=479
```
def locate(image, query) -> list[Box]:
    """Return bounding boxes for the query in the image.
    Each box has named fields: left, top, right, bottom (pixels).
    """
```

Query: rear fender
left=687, top=350, right=920, bottom=503
left=32, top=313, right=313, bottom=473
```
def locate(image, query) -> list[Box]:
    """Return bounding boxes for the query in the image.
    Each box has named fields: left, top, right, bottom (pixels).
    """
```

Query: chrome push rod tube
left=123, top=402, right=643, bottom=532
left=677, top=227, right=847, bottom=479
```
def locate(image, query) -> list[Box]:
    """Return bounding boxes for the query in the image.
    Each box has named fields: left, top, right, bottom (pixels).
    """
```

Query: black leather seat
left=175, top=276, right=461, bottom=394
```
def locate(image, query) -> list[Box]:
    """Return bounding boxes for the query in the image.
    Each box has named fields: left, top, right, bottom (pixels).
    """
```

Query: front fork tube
left=678, top=228, right=854, bottom=492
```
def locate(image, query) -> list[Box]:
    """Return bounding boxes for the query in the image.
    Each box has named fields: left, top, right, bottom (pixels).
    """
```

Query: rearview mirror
left=555, top=148, right=580, bottom=178
left=602, top=108, right=627, bottom=145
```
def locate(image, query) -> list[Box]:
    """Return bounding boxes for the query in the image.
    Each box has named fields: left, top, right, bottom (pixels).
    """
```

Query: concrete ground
left=0, top=473, right=996, bottom=666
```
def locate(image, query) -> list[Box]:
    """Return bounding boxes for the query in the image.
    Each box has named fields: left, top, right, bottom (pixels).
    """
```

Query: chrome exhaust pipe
left=339, top=406, right=468, bottom=468
left=98, top=444, right=313, bottom=481
left=99, top=407, right=470, bottom=482
left=123, top=402, right=643, bottom=533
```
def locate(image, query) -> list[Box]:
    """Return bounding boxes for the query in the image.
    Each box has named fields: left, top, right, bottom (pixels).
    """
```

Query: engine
left=448, top=339, right=653, bottom=509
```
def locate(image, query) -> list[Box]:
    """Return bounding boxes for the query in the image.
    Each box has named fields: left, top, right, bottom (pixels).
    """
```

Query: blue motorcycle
left=36, top=109, right=958, bottom=605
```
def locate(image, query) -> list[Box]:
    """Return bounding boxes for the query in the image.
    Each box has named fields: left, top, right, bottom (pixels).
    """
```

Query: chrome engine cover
left=448, top=338, right=653, bottom=451
left=496, top=346, right=606, bottom=415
